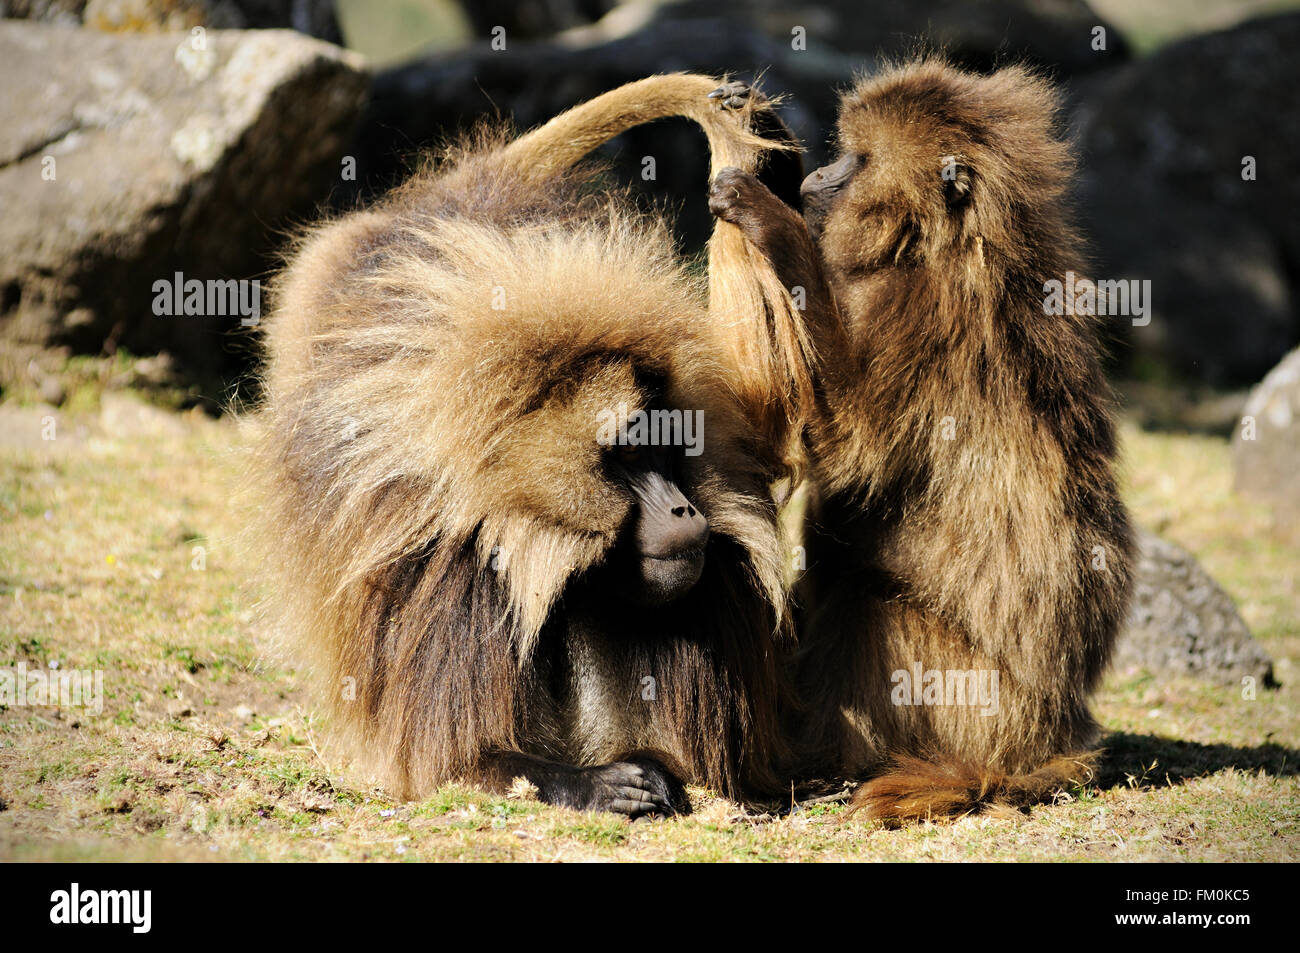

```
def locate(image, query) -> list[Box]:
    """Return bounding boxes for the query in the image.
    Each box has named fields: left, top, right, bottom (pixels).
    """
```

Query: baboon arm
left=707, top=167, right=851, bottom=417
left=709, top=168, right=845, bottom=348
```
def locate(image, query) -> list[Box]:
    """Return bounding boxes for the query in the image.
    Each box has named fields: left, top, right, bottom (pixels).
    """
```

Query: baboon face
left=801, top=103, right=973, bottom=268
left=598, top=367, right=710, bottom=606
left=491, top=358, right=709, bottom=606
left=800, top=65, right=1062, bottom=272
left=605, top=438, right=709, bottom=605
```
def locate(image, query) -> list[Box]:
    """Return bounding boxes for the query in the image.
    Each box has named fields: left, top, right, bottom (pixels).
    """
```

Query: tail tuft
left=846, top=751, right=1099, bottom=826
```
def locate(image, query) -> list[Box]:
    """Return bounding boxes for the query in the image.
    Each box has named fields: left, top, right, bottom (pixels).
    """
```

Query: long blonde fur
left=250, top=76, right=807, bottom=799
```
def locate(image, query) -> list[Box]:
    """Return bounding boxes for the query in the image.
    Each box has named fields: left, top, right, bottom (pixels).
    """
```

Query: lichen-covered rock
left=1116, top=528, right=1275, bottom=686
left=0, top=22, right=367, bottom=381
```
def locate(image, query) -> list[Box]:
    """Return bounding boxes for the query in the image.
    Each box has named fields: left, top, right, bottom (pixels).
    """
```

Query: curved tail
left=847, top=752, right=1100, bottom=825
left=501, top=72, right=792, bottom=182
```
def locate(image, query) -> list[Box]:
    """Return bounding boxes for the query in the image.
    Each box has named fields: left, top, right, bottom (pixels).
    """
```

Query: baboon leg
left=797, top=582, right=934, bottom=775
left=804, top=581, right=1093, bottom=775
left=802, top=571, right=1105, bottom=827
left=478, top=751, right=687, bottom=819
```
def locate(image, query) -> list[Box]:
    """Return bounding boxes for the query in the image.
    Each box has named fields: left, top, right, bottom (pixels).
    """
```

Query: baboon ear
left=940, top=156, right=972, bottom=207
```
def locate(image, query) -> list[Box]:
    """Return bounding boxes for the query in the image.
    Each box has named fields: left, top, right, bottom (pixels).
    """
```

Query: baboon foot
left=708, top=80, right=753, bottom=111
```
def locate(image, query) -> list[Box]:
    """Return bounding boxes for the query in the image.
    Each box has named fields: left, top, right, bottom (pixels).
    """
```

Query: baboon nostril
left=672, top=506, right=686, bottom=517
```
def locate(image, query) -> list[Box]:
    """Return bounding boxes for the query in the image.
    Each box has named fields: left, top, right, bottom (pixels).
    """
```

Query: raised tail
left=847, top=752, right=1101, bottom=826
left=501, top=72, right=792, bottom=183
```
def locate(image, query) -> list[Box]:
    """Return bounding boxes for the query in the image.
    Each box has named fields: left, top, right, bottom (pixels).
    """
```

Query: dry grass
left=1, top=383, right=1297, bottom=862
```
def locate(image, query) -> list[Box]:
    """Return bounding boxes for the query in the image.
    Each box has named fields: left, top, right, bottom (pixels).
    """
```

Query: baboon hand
left=709, top=166, right=830, bottom=311
left=709, top=166, right=778, bottom=227
left=581, top=758, right=682, bottom=819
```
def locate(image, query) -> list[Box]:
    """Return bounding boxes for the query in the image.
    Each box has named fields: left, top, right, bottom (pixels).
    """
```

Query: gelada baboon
left=252, top=76, right=813, bottom=817
left=709, top=59, right=1134, bottom=822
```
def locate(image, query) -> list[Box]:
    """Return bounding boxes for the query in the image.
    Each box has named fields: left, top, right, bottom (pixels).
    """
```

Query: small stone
left=1234, top=347, right=1300, bottom=525
left=37, top=377, right=66, bottom=406
left=1116, top=528, right=1275, bottom=686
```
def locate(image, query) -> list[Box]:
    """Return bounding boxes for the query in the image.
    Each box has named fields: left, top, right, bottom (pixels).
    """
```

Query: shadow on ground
left=1097, top=731, right=1300, bottom=789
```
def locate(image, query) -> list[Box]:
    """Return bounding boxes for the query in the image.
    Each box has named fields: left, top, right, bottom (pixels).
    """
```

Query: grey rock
left=1233, top=346, right=1300, bottom=520
left=0, top=22, right=367, bottom=381
left=1116, top=528, right=1275, bottom=686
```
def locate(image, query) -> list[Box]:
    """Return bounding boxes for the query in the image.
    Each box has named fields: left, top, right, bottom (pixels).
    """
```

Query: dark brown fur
left=251, top=76, right=810, bottom=812
left=711, top=60, right=1134, bottom=822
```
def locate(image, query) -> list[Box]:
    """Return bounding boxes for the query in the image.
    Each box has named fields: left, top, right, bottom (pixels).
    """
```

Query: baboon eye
left=617, top=444, right=642, bottom=464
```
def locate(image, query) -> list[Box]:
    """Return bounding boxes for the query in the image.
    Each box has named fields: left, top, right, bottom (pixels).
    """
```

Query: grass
left=0, top=385, right=1297, bottom=862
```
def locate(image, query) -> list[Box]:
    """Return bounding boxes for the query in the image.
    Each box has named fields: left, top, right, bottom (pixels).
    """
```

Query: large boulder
left=1233, top=347, right=1300, bottom=522
left=1115, top=528, right=1275, bottom=687
left=3, top=0, right=343, bottom=42
left=1076, top=12, right=1300, bottom=386
left=0, top=22, right=367, bottom=384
